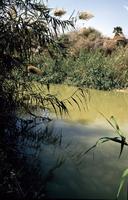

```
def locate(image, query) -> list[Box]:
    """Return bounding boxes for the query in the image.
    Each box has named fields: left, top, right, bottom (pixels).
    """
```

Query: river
left=22, top=85, right=128, bottom=199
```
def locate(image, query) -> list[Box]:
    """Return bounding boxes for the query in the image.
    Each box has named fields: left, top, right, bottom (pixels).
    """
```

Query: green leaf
left=110, top=116, right=120, bottom=130
left=110, top=116, right=124, bottom=137
left=71, top=97, right=81, bottom=111
left=117, top=168, right=128, bottom=198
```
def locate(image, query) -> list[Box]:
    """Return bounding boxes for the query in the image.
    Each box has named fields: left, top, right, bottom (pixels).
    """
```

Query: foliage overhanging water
left=21, top=84, right=128, bottom=199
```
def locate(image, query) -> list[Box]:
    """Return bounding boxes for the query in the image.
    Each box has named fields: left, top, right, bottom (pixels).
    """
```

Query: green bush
left=31, top=47, right=128, bottom=90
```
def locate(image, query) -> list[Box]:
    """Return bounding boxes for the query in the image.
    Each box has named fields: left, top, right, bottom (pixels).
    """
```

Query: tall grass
left=31, top=47, right=128, bottom=90
left=26, top=27, right=128, bottom=90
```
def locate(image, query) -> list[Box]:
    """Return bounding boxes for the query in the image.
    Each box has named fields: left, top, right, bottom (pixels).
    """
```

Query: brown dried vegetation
left=64, top=27, right=127, bottom=57
left=27, top=65, right=43, bottom=75
left=53, top=8, right=66, bottom=17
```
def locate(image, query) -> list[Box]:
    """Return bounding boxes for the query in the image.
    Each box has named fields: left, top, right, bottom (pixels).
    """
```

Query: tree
left=0, top=0, right=74, bottom=65
left=113, top=26, right=123, bottom=36
left=0, top=1, right=87, bottom=199
left=0, top=0, right=75, bottom=119
left=113, top=26, right=127, bottom=46
left=0, top=0, right=74, bottom=198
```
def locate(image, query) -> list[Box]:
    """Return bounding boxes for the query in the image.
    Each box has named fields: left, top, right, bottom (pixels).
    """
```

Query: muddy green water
left=47, top=85, right=128, bottom=127
left=31, top=85, right=128, bottom=199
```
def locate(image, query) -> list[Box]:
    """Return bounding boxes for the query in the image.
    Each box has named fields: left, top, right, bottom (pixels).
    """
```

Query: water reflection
left=47, top=85, right=128, bottom=127
left=20, top=86, right=128, bottom=199
left=37, top=120, right=128, bottom=199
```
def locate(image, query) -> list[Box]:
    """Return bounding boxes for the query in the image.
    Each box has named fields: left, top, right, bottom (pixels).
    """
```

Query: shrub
left=31, top=38, right=128, bottom=90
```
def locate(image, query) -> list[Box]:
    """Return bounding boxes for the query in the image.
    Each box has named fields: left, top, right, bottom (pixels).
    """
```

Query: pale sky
left=46, top=0, right=128, bottom=37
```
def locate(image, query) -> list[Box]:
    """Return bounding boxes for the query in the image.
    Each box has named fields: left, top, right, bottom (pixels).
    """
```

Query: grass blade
left=117, top=168, right=128, bottom=198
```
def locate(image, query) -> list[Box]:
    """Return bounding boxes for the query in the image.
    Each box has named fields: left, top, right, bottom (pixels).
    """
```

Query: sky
left=46, top=0, right=128, bottom=37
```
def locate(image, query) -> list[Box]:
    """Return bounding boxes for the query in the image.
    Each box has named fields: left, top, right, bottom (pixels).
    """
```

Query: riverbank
left=31, top=47, right=128, bottom=91
left=114, top=88, right=128, bottom=93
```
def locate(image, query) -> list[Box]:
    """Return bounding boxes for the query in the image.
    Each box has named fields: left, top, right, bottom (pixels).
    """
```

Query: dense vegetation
left=1, top=0, right=128, bottom=199
left=0, top=1, right=83, bottom=199
left=30, top=27, right=128, bottom=90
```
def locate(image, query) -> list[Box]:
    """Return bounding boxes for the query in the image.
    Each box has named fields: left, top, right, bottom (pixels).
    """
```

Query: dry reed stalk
left=79, top=11, right=94, bottom=20
left=27, top=65, right=43, bottom=75
left=53, top=8, right=66, bottom=17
